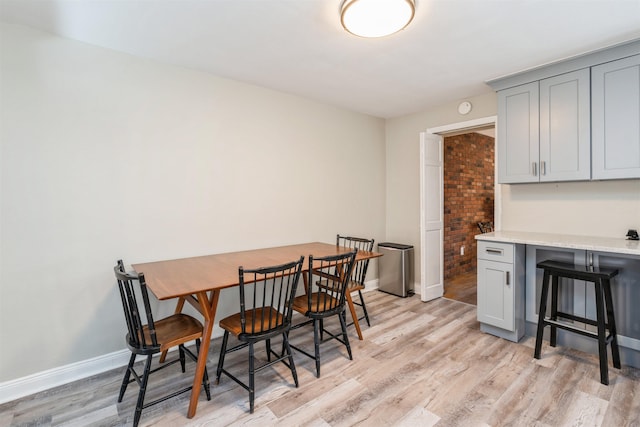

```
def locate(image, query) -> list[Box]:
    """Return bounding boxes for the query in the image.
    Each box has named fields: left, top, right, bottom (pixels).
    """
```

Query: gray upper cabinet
left=489, top=39, right=640, bottom=184
left=539, top=69, right=591, bottom=182
left=592, top=54, right=640, bottom=180
left=497, top=82, right=539, bottom=183
left=497, top=69, right=590, bottom=184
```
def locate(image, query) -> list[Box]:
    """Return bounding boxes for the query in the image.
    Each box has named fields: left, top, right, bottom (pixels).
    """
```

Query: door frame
left=420, top=115, right=499, bottom=300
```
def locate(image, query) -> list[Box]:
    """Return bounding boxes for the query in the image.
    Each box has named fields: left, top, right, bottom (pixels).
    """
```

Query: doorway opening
left=441, top=130, right=495, bottom=305
left=420, top=116, right=498, bottom=304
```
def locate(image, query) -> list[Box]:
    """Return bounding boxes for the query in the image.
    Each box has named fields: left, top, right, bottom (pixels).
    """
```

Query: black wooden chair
left=114, top=260, right=211, bottom=427
left=215, top=256, right=304, bottom=413
left=336, top=234, right=375, bottom=340
left=289, top=250, right=357, bottom=377
left=477, top=221, right=494, bottom=233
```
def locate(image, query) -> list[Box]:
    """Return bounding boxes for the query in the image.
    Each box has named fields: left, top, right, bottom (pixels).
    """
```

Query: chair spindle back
left=238, top=256, right=304, bottom=338
left=114, top=259, right=159, bottom=352
left=307, top=250, right=357, bottom=316
left=337, top=234, right=375, bottom=286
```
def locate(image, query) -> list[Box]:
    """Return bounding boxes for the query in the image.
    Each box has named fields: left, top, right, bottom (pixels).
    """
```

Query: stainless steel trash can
left=377, top=242, right=414, bottom=297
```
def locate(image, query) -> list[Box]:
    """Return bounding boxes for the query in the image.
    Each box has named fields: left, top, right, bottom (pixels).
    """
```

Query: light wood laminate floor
left=2, top=292, right=639, bottom=426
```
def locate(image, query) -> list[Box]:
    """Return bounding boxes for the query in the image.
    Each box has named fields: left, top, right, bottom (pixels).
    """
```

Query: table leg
left=345, top=291, right=363, bottom=340
left=187, top=290, right=220, bottom=419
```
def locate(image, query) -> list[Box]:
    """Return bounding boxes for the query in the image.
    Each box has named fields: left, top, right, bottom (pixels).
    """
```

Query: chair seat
left=292, top=292, right=339, bottom=314
left=220, top=308, right=284, bottom=337
left=347, top=279, right=364, bottom=292
left=317, top=279, right=363, bottom=292
left=138, top=314, right=204, bottom=352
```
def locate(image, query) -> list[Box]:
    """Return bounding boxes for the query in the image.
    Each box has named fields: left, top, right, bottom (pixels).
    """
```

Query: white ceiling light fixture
left=341, top=0, right=416, bottom=38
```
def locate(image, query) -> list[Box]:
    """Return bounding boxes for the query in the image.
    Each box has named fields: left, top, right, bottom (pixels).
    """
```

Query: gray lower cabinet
left=592, top=54, right=640, bottom=180
left=477, top=241, right=525, bottom=342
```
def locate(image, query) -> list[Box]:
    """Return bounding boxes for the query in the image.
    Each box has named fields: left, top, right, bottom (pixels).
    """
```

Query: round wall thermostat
left=457, top=101, right=472, bottom=115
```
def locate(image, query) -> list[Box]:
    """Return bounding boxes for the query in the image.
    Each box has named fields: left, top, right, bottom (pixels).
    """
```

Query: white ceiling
left=1, top=0, right=639, bottom=118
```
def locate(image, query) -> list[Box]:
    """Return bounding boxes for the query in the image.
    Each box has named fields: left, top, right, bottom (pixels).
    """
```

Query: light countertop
left=475, top=230, right=640, bottom=256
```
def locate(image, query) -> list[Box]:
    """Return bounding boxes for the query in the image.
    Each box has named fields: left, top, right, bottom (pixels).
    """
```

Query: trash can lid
left=378, top=242, right=413, bottom=250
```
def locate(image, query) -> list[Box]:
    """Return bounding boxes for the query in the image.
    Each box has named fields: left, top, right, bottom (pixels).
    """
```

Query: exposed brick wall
left=443, top=132, right=495, bottom=280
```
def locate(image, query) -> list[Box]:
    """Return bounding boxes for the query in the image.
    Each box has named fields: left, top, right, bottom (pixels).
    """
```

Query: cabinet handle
left=506, top=271, right=510, bottom=285
left=541, top=161, right=546, bottom=175
left=532, top=162, right=538, bottom=176
left=486, top=248, right=503, bottom=255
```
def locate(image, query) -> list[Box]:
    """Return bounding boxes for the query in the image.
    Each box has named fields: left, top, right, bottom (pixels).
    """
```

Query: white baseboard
left=362, top=278, right=379, bottom=292
left=0, top=349, right=131, bottom=404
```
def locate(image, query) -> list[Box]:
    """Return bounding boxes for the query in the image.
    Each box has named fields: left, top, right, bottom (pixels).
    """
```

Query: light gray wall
left=385, top=92, right=499, bottom=283
left=501, top=181, right=640, bottom=235
left=0, top=23, right=386, bottom=382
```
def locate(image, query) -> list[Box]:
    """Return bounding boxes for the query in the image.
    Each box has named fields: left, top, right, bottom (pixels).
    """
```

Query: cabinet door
left=477, top=259, right=514, bottom=331
left=592, top=54, right=640, bottom=180
left=497, top=82, right=540, bottom=183
left=539, top=69, right=591, bottom=181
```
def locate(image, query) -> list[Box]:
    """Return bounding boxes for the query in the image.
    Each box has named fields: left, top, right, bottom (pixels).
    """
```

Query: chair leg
left=282, top=332, right=299, bottom=387
left=358, top=289, right=371, bottom=327
left=195, top=339, right=211, bottom=401
left=594, top=279, right=610, bottom=385
left=249, top=342, right=255, bottom=414
left=266, top=338, right=272, bottom=362
left=118, top=353, right=136, bottom=402
left=133, top=355, right=153, bottom=427
left=179, top=344, right=186, bottom=373
left=339, top=310, right=353, bottom=360
left=313, top=319, right=322, bottom=378
left=216, top=331, right=230, bottom=384
left=550, top=275, right=559, bottom=347
left=602, top=278, right=621, bottom=369
left=534, top=269, right=551, bottom=359
left=346, top=291, right=364, bottom=341
left=280, top=333, right=287, bottom=359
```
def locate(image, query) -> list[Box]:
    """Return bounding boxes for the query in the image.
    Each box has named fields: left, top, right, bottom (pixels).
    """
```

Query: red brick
left=443, top=133, right=494, bottom=279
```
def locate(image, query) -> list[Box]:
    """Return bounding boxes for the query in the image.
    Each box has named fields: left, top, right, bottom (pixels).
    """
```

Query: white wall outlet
left=460, top=245, right=465, bottom=255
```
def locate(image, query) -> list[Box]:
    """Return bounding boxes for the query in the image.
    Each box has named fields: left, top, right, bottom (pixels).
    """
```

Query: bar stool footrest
left=542, top=318, right=598, bottom=339
left=554, top=311, right=599, bottom=327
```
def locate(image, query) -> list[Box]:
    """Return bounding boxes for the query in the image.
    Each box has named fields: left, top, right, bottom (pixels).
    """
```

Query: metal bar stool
left=534, top=259, right=621, bottom=385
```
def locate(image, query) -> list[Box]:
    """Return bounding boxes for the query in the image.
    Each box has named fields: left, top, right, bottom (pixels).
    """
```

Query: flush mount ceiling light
left=341, top=0, right=416, bottom=38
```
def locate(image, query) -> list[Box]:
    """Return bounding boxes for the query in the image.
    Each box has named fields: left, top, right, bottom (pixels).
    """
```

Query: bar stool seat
left=534, top=259, right=621, bottom=385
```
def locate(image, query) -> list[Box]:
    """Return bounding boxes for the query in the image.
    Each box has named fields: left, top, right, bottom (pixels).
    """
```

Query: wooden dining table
left=132, top=241, right=382, bottom=418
